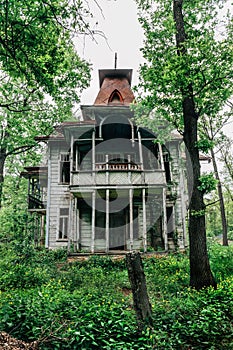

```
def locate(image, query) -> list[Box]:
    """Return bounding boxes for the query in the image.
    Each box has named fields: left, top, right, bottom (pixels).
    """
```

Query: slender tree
left=200, top=112, right=232, bottom=246
left=135, top=0, right=233, bottom=289
left=221, top=137, right=233, bottom=184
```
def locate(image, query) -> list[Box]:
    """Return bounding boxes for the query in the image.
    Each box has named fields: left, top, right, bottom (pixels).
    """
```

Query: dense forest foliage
left=0, top=240, right=233, bottom=349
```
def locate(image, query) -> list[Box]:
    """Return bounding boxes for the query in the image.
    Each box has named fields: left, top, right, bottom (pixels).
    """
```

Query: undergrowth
left=0, top=241, right=233, bottom=349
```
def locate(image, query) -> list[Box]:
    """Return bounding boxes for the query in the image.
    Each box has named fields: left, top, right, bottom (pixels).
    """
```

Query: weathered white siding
left=47, top=142, right=70, bottom=249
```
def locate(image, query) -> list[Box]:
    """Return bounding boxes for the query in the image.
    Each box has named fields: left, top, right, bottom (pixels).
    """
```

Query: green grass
left=0, top=242, right=233, bottom=349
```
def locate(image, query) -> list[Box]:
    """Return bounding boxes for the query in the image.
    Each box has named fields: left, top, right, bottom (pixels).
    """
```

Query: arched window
left=108, top=90, right=123, bottom=104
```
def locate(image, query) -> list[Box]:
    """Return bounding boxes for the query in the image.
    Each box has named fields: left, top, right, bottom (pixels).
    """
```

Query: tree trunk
left=173, top=0, right=216, bottom=289
left=126, top=252, right=152, bottom=331
left=0, top=150, right=7, bottom=209
left=210, top=148, right=228, bottom=246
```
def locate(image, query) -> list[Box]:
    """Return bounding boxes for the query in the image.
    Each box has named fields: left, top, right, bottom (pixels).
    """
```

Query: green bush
left=208, top=241, right=233, bottom=280
left=0, top=244, right=233, bottom=349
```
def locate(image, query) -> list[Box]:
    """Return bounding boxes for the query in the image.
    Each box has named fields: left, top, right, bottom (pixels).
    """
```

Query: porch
left=68, top=187, right=167, bottom=254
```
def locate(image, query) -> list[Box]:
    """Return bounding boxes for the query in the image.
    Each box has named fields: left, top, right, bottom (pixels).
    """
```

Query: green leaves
left=198, top=173, right=218, bottom=194
left=195, top=139, right=215, bottom=153
left=135, top=0, right=233, bottom=125
left=0, top=0, right=91, bottom=98
left=0, top=0, right=93, bottom=206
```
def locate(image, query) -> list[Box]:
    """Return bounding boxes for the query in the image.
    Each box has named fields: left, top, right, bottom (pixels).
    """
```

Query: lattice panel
left=145, top=172, right=166, bottom=185
left=109, top=172, right=130, bottom=185
left=96, top=173, right=106, bottom=185
left=131, top=173, right=142, bottom=184
left=73, top=173, right=93, bottom=186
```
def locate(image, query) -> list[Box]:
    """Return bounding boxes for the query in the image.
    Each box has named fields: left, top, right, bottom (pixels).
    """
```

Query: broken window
left=59, top=153, right=70, bottom=183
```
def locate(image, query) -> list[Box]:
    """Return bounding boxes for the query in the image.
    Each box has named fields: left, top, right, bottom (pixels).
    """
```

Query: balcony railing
left=28, top=194, right=46, bottom=210
left=95, top=162, right=141, bottom=171
left=71, top=168, right=166, bottom=187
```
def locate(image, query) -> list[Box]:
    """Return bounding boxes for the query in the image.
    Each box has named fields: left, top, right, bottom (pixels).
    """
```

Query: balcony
left=71, top=166, right=166, bottom=188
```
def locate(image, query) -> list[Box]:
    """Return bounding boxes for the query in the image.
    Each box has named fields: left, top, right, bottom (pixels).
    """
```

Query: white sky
left=76, top=0, right=144, bottom=105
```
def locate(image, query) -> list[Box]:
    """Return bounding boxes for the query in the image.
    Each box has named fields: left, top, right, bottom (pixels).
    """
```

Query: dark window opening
left=60, top=153, right=70, bottom=183
left=166, top=207, right=174, bottom=238
left=108, top=89, right=123, bottom=104
left=163, top=153, right=171, bottom=182
left=95, top=210, right=105, bottom=240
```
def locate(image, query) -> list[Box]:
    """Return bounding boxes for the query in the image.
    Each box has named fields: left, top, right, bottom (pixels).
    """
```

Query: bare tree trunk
left=0, top=150, right=7, bottom=209
left=173, top=0, right=216, bottom=289
left=210, top=148, right=228, bottom=246
left=126, top=252, right=152, bottom=331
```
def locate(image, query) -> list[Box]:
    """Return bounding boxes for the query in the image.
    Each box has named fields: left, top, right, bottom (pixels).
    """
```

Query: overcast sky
left=76, top=0, right=144, bottom=105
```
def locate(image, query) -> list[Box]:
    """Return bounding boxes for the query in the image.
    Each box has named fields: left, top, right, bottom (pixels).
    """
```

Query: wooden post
left=74, top=197, right=79, bottom=252
left=142, top=188, right=147, bottom=252
left=126, top=252, right=152, bottom=331
left=158, top=143, right=168, bottom=251
left=40, top=214, right=45, bottom=246
left=138, top=131, right=144, bottom=170
left=92, top=130, right=96, bottom=183
left=70, top=134, right=74, bottom=184
left=68, top=196, right=74, bottom=253
left=106, top=189, right=110, bottom=253
left=129, top=188, right=133, bottom=251
left=91, top=191, right=96, bottom=253
left=162, top=188, right=168, bottom=251
left=106, top=154, right=109, bottom=184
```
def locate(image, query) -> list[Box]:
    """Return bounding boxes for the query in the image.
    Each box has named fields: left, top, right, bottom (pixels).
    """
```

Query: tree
left=135, top=0, right=233, bottom=289
left=220, top=136, right=233, bottom=187
left=199, top=111, right=232, bottom=246
left=0, top=0, right=93, bottom=206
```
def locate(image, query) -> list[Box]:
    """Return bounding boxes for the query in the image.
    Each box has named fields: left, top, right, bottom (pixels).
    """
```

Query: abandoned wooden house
left=22, top=68, right=188, bottom=253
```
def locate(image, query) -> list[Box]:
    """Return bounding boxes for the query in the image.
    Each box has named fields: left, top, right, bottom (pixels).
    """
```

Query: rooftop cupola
left=94, top=69, right=135, bottom=106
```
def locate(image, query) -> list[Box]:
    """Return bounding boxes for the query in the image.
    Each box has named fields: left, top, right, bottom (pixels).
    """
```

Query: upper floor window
left=59, top=153, right=70, bottom=184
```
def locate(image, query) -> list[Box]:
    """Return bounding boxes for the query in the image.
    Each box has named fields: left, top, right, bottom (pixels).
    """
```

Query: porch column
left=91, top=190, right=96, bottom=253
left=158, top=143, right=168, bottom=251
left=40, top=214, right=45, bottom=246
left=106, top=154, right=109, bottom=184
left=138, top=131, right=144, bottom=170
left=45, top=150, right=52, bottom=248
left=105, top=189, right=110, bottom=253
left=129, top=188, right=134, bottom=251
left=70, top=134, right=74, bottom=184
left=142, top=188, right=147, bottom=252
left=92, top=130, right=96, bottom=182
left=74, top=197, right=80, bottom=252
left=162, top=188, right=168, bottom=251
left=68, top=195, right=74, bottom=253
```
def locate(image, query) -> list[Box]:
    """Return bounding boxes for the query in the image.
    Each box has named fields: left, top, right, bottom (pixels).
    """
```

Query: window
left=59, top=153, right=70, bottom=183
left=96, top=153, right=105, bottom=163
left=58, top=208, right=69, bottom=240
left=163, top=152, right=171, bottom=182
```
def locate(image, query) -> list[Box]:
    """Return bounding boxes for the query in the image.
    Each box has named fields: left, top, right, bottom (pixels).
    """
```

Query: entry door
left=109, top=210, right=127, bottom=250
